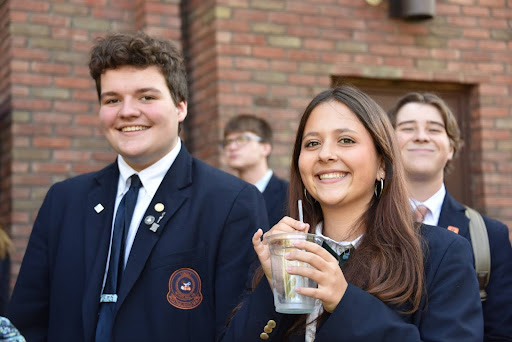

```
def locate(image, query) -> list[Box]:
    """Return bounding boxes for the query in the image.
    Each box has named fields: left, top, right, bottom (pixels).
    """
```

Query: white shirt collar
left=409, top=183, right=446, bottom=226
left=254, top=169, right=273, bottom=193
left=117, top=138, right=182, bottom=198
left=314, top=222, right=363, bottom=254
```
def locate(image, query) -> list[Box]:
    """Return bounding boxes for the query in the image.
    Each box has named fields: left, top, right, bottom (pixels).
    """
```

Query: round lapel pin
left=144, top=215, right=155, bottom=225
left=154, top=203, right=165, bottom=212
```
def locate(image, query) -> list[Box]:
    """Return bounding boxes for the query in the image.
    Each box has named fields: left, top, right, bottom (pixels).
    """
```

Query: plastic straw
left=298, top=199, right=303, bottom=223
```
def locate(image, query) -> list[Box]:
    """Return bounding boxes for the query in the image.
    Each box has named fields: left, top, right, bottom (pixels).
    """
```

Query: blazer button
left=267, top=320, right=276, bottom=328
left=260, top=332, right=269, bottom=340
left=263, top=325, right=273, bottom=333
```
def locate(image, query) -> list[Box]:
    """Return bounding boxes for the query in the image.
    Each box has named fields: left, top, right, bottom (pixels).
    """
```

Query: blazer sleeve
left=481, top=217, right=512, bottom=340
left=218, top=277, right=295, bottom=342
left=7, top=186, right=56, bottom=342
left=214, top=184, right=270, bottom=338
left=316, top=233, right=483, bottom=341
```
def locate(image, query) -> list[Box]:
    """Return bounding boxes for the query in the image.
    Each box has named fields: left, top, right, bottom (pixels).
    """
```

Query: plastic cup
left=265, top=232, right=324, bottom=314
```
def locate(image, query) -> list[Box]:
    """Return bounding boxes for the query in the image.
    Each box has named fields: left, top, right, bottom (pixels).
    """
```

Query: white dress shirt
left=101, top=139, right=181, bottom=292
left=254, top=169, right=273, bottom=193
left=409, top=184, right=446, bottom=226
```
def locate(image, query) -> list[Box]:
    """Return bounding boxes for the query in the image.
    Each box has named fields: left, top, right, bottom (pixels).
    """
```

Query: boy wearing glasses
left=222, top=114, right=288, bottom=227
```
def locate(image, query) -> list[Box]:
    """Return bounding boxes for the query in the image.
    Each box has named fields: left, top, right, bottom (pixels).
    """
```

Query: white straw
left=298, top=199, right=304, bottom=223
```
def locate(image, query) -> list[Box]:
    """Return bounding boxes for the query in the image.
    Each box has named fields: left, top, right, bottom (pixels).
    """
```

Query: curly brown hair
left=88, top=31, right=188, bottom=106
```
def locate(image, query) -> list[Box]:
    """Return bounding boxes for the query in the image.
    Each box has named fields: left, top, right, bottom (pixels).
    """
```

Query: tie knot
left=130, top=174, right=142, bottom=190
left=414, top=205, right=428, bottom=223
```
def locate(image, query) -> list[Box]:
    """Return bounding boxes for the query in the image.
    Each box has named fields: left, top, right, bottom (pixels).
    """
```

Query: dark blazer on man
left=262, top=174, right=288, bottom=227
left=8, top=146, right=269, bottom=342
left=219, top=225, right=484, bottom=341
left=438, top=192, right=512, bottom=341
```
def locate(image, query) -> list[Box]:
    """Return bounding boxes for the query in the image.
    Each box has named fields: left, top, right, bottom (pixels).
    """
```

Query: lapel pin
left=448, top=226, right=459, bottom=234
left=157, top=211, right=166, bottom=224
left=154, top=203, right=165, bottom=212
left=150, top=223, right=160, bottom=233
left=94, top=204, right=104, bottom=213
left=144, top=215, right=155, bottom=225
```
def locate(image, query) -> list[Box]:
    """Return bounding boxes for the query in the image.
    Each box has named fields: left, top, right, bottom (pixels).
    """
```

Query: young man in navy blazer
left=390, top=92, right=512, bottom=341
left=222, top=114, right=288, bottom=227
left=8, top=31, right=269, bottom=342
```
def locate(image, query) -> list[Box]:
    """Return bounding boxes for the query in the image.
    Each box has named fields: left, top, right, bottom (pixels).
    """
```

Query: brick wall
left=2, top=0, right=512, bottom=286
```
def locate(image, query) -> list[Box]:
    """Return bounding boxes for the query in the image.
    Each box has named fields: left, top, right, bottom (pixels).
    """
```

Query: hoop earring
left=304, top=188, right=315, bottom=204
left=374, top=178, right=384, bottom=198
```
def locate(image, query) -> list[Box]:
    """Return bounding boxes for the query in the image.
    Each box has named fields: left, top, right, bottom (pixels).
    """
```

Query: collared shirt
left=254, top=169, right=273, bottom=193
left=409, top=184, right=446, bottom=226
left=305, top=222, right=363, bottom=342
left=101, top=139, right=181, bottom=291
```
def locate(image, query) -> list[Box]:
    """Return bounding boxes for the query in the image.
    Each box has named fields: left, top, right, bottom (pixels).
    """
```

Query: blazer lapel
left=438, top=192, right=471, bottom=240
left=82, top=163, right=119, bottom=342
left=116, top=147, right=193, bottom=310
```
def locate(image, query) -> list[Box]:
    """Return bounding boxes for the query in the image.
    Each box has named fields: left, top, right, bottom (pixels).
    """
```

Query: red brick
left=462, top=6, right=490, bottom=16
left=33, top=137, right=72, bottom=149
left=11, top=73, right=52, bottom=86
left=320, top=52, right=351, bottom=64
left=53, top=150, right=92, bottom=161
left=447, top=16, right=477, bottom=26
left=287, top=26, right=320, bottom=38
left=479, top=0, right=506, bottom=7
left=31, top=13, right=70, bottom=26
left=218, top=44, right=251, bottom=56
left=33, top=112, right=73, bottom=125
left=32, top=162, right=71, bottom=174
left=288, top=50, right=318, bottom=61
left=253, top=46, right=285, bottom=59
left=11, top=48, right=51, bottom=61
left=462, top=28, right=490, bottom=39
left=232, top=33, right=266, bottom=45
left=11, top=1, right=50, bottom=11
left=233, top=8, right=267, bottom=21
left=270, top=60, right=298, bottom=72
left=10, top=11, right=28, bottom=22
left=287, top=3, right=320, bottom=14
left=55, top=125, right=93, bottom=137
left=12, top=175, right=52, bottom=186
left=235, top=83, right=268, bottom=95
left=54, top=77, right=93, bottom=89
left=479, top=40, right=507, bottom=51
left=12, top=99, right=52, bottom=111
left=31, top=62, right=71, bottom=75
left=13, top=124, right=52, bottom=135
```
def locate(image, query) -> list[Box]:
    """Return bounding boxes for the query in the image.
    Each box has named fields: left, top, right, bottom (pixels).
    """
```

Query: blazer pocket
left=150, top=246, right=206, bottom=270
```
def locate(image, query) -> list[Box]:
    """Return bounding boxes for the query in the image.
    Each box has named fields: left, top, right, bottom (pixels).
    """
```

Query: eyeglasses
left=221, top=135, right=263, bottom=149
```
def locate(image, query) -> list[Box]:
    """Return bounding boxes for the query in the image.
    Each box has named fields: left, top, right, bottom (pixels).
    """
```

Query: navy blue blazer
left=262, top=174, right=288, bottom=227
left=438, top=192, right=512, bottom=341
left=8, top=146, right=269, bottom=342
left=219, top=225, right=484, bottom=341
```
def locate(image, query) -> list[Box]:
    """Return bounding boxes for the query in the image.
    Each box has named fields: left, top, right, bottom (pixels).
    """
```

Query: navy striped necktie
left=96, top=174, right=142, bottom=342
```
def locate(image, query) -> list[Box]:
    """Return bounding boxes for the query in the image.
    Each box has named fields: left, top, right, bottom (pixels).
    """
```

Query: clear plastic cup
left=265, top=232, right=324, bottom=314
